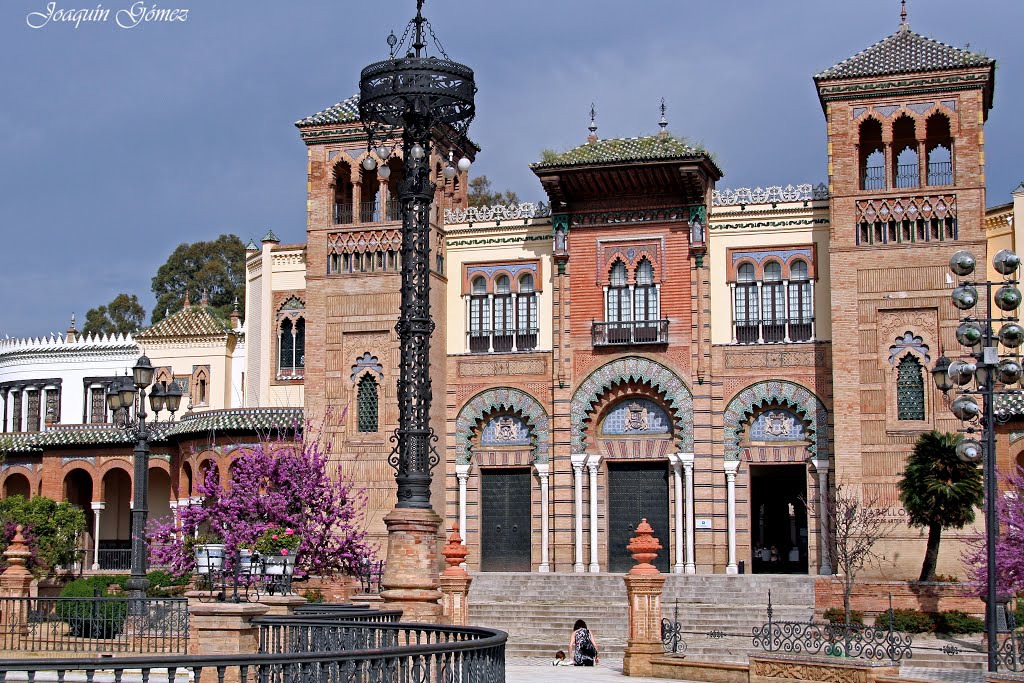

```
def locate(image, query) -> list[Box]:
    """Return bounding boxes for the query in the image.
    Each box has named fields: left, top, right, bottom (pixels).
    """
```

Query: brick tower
left=815, top=14, right=995, bottom=575
left=295, top=96, right=471, bottom=553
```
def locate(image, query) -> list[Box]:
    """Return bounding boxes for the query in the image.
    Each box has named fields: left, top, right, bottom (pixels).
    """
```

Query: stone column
left=535, top=462, right=551, bottom=572
left=681, top=453, right=697, bottom=575
left=187, top=595, right=269, bottom=683
left=725, top=460, right=740, bottom=574
left=667, top=456, right=684, bottom=573
left=455, top=463, right=470, bottom=551
left=811, top=458, right=833, bottom=575
left=90, top=501, right=104, bottom=570
left=587, top=454, right=601, bottom=573
left=439, top=524, right=472, bottom=626
left=622, top=519, right=666, bottom=677
left=380, top=507, right=443, bottom=622
left=571, top=453, right=587, bottom=572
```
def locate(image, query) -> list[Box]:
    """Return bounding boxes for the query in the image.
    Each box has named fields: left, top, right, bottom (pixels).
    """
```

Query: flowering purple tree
left=149, top=432, right=373, bottom=577
left=964, top=466, right=1024, bottom=595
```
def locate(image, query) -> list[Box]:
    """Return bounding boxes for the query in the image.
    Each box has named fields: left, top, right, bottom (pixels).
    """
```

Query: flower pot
left=239, top=549, right=255, bottom=575
left=264, top=554, right=296, bottom=576
left=194, top=543, right=225, bottom=574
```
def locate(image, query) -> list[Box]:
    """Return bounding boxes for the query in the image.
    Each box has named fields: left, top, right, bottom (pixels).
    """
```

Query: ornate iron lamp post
left=106, top=355, right=183, bottom=602
left=357, top=1, right=474, bottom=620
left=933, top=248, right=1023, bottom=672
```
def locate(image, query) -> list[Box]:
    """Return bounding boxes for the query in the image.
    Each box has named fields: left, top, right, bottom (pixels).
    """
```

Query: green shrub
left=934, top=610, right=984, bottom=634
left=0, top=496, right=86, bottom=572
left=875, top=608, right=934, bottom=633
left=823, top=608, right=863, bottom=625
left=145, top=569, right=190, bottom=597
left=56, top=578, right=127, bottom=639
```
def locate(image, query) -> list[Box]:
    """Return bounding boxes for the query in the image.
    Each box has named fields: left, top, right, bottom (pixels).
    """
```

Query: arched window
left=896, top=355, right=926, bottom=421
left=762, top=261, right=785, bottom=343
left=333, top=161, right=354, bottom=224
left=469, top=276, right=490, bottom=353
left=788, top=260, right=813, bottom=341
left=359, top=163, right=381, bottom=222
left=517, top=273, right=538, bottom=351
left=279, top=317, right=305, bottom=376
left=892, top=115, right=919, bottom=189
left=926, top=113, right=953, bottom=186
left=859, top=118, right=884, bottom=190
left=607, top=261, right=630, bottom=322
left=493, top=275, right=513, bottom=352
left=356, top=374, right=379, bottom=433
left=735, top=263, right=759, bottom=344
left=634, top=259, right=658, bottom=323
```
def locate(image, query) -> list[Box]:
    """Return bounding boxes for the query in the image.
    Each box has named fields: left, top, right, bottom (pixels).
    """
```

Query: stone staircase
left=467, top=573, right=989, bottom=671
left=468, top=573, right=813, bottom=661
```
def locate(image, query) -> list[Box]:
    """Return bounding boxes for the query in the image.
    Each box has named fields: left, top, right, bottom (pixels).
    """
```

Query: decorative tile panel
left=455, top=388, right=550, bottom=464
left=722, top=380, right=829, bottom=462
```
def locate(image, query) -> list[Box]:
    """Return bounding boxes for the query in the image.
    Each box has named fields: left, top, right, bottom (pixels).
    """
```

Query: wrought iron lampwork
left=933, top=248, right=1023, bottom=672
left=105, top=355, right=183, bottom=602
left=357, top=0, right=476, bottom=508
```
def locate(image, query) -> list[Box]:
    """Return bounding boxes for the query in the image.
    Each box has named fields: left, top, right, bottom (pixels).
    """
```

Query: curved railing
left=0, top=621, right=507, bottom=683
left=256, top=610, right=403, bottom=653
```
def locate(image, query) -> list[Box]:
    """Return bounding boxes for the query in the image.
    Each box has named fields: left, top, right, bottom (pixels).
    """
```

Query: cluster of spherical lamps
left=105, top=354, right=183, bottom=602
left=931, top=248, right=1021, bottom=672
left=361, top=144, right=471, bottom=181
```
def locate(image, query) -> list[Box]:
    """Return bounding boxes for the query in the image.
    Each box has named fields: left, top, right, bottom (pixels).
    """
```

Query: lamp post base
left=380, top=507, right=443, bottom=623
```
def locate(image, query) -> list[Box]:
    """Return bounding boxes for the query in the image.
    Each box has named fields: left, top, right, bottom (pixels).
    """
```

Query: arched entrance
left=63, top=468, right=94, bottom=568
left=2, top=473, right=30, bottom=499
left=149, top=468, right=172, bottom=524
left=100, top=468, right=132, bottom=570
left=454, top=387, right=550, bottom=572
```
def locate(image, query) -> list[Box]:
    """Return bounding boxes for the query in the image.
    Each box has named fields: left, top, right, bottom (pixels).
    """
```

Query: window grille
left=634, top=259, right=658, bottom=322
left=788, top=260, right=813, bottom=342
left=735, top=263, right=759, bottom=343
left=357, top=374, right=379, bottom=433
left=896, top=355, right=926, bottom=421
left=89, top=388, right=104, bottom=424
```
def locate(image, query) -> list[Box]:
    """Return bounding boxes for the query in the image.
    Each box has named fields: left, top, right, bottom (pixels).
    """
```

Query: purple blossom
left=149, top=423, right=374, bottom=578
left=963, top=466, right=1024, bottom=596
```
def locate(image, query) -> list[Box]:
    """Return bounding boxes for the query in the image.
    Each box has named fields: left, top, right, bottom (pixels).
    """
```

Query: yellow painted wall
left=146, top=340, right=239, bottom=410
left=444, top=219, right=554, bottom=354
left=708, top=200, right=832, bottom=345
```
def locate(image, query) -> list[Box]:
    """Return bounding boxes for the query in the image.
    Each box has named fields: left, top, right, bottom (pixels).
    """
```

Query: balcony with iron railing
left=592, top=320, right=669, bottom=346
left=861, top=166, right=885, bottom=191
left=334, top=200, right=402, bottom=225
left=468, top=329, right=539, bottom=354
left=894, top=163, right=919, bottom=189
left=734, top=318, right=815, bottom=344
left=928, top=161, right=952, bottom=186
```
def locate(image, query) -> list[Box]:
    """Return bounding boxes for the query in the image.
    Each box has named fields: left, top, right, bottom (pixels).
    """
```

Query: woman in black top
left=570, top=618, right=599, bottom=666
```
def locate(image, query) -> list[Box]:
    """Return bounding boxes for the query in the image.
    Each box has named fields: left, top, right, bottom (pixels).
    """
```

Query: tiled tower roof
left=815, top=26, right=993, bottom=81
left=530, top=135, right=717, bottom=172
left=136, top=304, right=232, bottom=340
left=295, top=95, right=360, bottom=127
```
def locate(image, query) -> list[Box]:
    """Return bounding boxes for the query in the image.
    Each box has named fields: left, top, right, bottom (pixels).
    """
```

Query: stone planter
left=194, top=544, right=225, bottom=574
left=264, top=554, right=296, bottom=576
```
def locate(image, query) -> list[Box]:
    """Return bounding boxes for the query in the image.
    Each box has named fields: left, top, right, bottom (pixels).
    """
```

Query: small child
left=552, top=650, right=567, bottom=666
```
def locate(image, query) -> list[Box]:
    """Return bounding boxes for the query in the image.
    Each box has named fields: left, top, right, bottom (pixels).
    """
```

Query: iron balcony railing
left=0, top=620, right=507, bottom=683
left=333, top=204, right=354, bottom=225
left=735, top=318, right=814, bottom=344
left=894, top=163, right=919, bottom=189
left=592, top=320, right=669, bottom=346
left=468, top=329, right=539, bottom=354
left=0, top=596, right=187, bottom=654
left=928, top=161, right=953, bottom=186
left=861, top=165, right=885, bottom=191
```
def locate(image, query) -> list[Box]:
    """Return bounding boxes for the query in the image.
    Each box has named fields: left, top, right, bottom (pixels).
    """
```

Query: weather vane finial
left=900, top=0, right=908, bottom=27
left=587, top=103, right=598, bottom=142
left=658, top=98, right=668, bottom=136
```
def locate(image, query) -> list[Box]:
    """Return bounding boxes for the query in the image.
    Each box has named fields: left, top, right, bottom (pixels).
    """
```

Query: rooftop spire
left=183, top=290, right=191, bottom=309
left=587, top=103, right=598, bottom=143
left=658, top=98, right=668, bottom=137
left=66, top=313, right=77, bottom=343
left=899, top=0, right=908, bottom=31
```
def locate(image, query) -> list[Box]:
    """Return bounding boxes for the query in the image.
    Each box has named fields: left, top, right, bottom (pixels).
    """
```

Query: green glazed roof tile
left=530, top=135, right=713, bottom=171
left=295, top=95, right=360, bottom=128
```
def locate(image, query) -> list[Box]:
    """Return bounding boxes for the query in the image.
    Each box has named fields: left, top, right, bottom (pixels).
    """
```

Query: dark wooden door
left=607, top=462, right=670, bottom=573
left=480, top=469, right=532, bottom=572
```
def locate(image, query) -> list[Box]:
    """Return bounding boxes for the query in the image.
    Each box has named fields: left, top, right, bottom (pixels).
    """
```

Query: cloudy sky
left=1, top=0, right=1021, bottom=337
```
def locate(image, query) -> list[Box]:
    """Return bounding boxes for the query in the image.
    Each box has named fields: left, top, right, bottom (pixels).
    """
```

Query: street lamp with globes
left=106, top=354, right=183, bottom=602
left=932, top=248, right=1023, bottom=672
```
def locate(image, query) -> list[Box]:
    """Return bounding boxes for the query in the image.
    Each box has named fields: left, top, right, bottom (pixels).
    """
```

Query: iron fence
left=0, top=621, right=507, bottom=683
left=353, top=560, right=385, bottom=595
left=0, top=596, right=187, bottom=653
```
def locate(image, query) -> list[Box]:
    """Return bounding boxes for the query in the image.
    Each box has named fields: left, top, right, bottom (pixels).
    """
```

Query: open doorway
left=750, top=464, right=808, bottom=574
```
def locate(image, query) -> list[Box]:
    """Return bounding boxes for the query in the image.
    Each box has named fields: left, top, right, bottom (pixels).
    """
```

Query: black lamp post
left=106, top=355, right=183, bottom=602
left=935, top=248, right=1023, bottom=672
left=357, top=0, right=475, bottom=508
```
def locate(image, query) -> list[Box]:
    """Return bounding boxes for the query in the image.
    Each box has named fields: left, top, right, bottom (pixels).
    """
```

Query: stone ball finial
left=626, top=518, right=663, bottom=575
left=441, top=522, right=469, bottom=575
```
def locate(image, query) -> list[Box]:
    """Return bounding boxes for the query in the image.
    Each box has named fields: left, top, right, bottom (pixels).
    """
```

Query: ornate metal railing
left=0, top=596, right=187, bottom=653
left=712, top=183, right=828, bottom=206
left=660, top=600, right=687, bottom=656
left=752, top=619, right=912, bottom=661
left=0, top=621, right=507, bottom=683
left=895, top=163, right=919, bottom=189
left=592, top=320, right=669, bottom=346
left=353, top=559, right=386, bottom=594
left=256, top=613, right=405, bottom=654
left=444, top=202, right=551, bottom=225
left=861, top=166, right=885, bottom=191
left=928, top=161, right=953, bottom=186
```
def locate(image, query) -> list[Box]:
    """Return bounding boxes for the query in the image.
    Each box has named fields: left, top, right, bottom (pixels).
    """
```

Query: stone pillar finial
left=627, top=518, right=663, bottom=575
left=442, top=523, right=468, bottom=575
left=4, top=525, right=31, bottom=575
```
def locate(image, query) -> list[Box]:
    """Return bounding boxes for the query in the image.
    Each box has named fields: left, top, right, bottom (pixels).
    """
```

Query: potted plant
left=193, top=533, right=225, bottom=574
left=254, top=526, right=299, bottom=575
left=238, top=544, right=256, bottom=576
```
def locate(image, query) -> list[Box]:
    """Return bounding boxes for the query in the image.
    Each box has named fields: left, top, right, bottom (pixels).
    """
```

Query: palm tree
left=898, top=431, right=984, bottom=582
